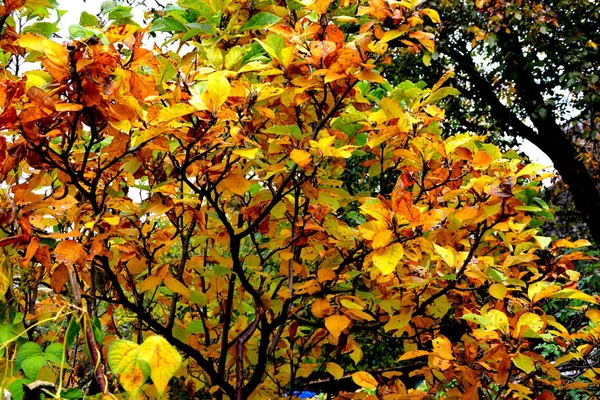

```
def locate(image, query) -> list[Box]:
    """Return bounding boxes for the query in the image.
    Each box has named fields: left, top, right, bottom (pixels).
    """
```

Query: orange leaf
left=325, top=314, right=351, bottom=339
left=352, top=371, right=378, bottom=389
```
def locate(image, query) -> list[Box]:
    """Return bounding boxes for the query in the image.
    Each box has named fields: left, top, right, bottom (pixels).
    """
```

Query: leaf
left=399, top=350, right=431, bottom=361
left=54, top=240, right=84, bottom=266
left=326, top=362, right=344, bottom=379
left=138, top=335, right=183, bottom=395
left=16, top=33, right=69, bottom=69
left=489, top=283, right=508, bottom=299
left=22, top=355, right=46, bottom=379
left=311, top=298, right=332, bottom=318
left=232, top=148, right=259, bottom=159
left=433, top=243, right=457, bottom=269
left=157, top=103, right=196, bottom=123
left=0, top=0, right=25, bottom=15
left=325, top=314, right=351, bottom=339
left=207, top=72, right=231, bottom=110
left=547, top=289, right=598, bottom=304
left=108, top=340, right=150, bottom=396
left=372, top=243, right=404, bottom=275
left=240, top=12, right=281, bottom=32
left=150, top=17, right=187, bottom=33
left=422, top=8, right=441, bottom=23
left=512, top=353, right=535, bottom=374
left=290, top=149, right=312, bottom=168
left=15, top=342, right=43, bottom=371
left=352, top=371, right=378, bottom=389
left=432, top=335, right=454, bottom=360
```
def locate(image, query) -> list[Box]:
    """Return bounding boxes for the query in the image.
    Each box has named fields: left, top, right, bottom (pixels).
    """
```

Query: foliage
left=0, top=0, right=599, bottom=399
left=381, top=0, right=600, bottom=244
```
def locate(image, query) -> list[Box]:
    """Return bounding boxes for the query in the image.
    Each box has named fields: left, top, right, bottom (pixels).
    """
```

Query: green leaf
left=241, top=12, right=281, bottom=32
left=22, top=355, right=47, bottom=379
left=188, top=320, right=205, bottom=334
left=9, top=378, right=31, bottom=400
left=60, top=388, right=84, bottom=399
left=44, top=342, right=64, bottom=365
left=138, top=336, right=183, bottom=395
left=22, top=22, right=59, bottom=38
left=150, top=17, right=187, bottom=33
left=15, top=342, right=43, bottom=371
left=80, top=11, right=99, bottom=27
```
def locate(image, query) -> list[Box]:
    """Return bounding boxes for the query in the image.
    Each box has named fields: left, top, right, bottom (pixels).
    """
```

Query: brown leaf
left=50, top=263, right=69, bottom=294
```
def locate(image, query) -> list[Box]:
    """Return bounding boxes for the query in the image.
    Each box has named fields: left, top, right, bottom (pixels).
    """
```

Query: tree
left=385, top=0, right=600, bottom=244
left=0, top=0, right=599, bottom=399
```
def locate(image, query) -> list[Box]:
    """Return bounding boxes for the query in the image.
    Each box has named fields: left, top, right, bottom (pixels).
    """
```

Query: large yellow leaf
left=432, top=243, right=457, bottom=268
left=138, top=336, right=183, bottom=395
left=207, top=71, right=231, bottom=110
left=352, top=371, right=378, bottom=389
left=326, top=362, right=344, bottom=379
left=512, top=353, right=535, bottom=374
left=372, top=243, right=404, bottom=275
left=432, top=335, right=454, bottom=360
left=16, top=33, right=69, bottom=69
left=325, top=314, right=351, bottom=339
left=108, top=340, right=150, bottom=397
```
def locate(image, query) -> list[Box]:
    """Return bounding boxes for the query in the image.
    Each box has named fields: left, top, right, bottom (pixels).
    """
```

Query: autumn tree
left=0, top=0, right=599, bottom=399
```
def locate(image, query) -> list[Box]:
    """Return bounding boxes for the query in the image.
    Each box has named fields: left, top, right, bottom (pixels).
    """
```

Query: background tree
left=383, top=0, right=600, bottom=243
left=0, top=0, right=599, bottom=399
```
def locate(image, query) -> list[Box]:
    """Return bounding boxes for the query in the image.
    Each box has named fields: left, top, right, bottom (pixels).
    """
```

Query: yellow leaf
left=325, top=314, right=351, bottom=339
left=547, top=289, right=598, bottom=304
left=399, top=350, right=431, bottom=361
left=219, top=174, right=252, bottom=196
left=489, top=283, right=508, bottom=300
left=380, top=30, right=403, bottom=43
left=432, top=335, right=454, bottom=360
left=139, top=275, right=162, bottom=293
left=340, top=298, right=364, bottom=310
left=156, top=103, right=196, bottom=123
left=16, top=33, right=69, bottom=69
left=485, top=309, right=509, bottom=333
left=164, top=276, right=190, bottom=298
left=207, top=71, right=231, bottom=110
left=422, top=8, right=441, bottom=23
left=432, top=243, right=457, bottom=268
left=103, top=216, right=120, bottom=226
left=326, top=362, right=344, bottom=379
left=408, top=31, right=435, bottom=52
left=232, top=148, right=259, bottom=159
left=352, top=371, right=378, bottom=389
left=371, top=229, right=393, bottom=250
left=138, top=336, right=183, bottom=395
left=516, top=312, right=544, bottom=337
left=384, top=312, right=412, bottom=335
left=372, top=243, right=404, bottom=275
left=512, top=353, right=535, bottom=374
left=107, top=340, right=150, bottom=396
left=290, top=149, right=312, bottom=168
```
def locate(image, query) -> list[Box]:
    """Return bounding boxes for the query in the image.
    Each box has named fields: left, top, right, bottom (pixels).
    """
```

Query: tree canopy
left=0, top=0, right=599, bottom=399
